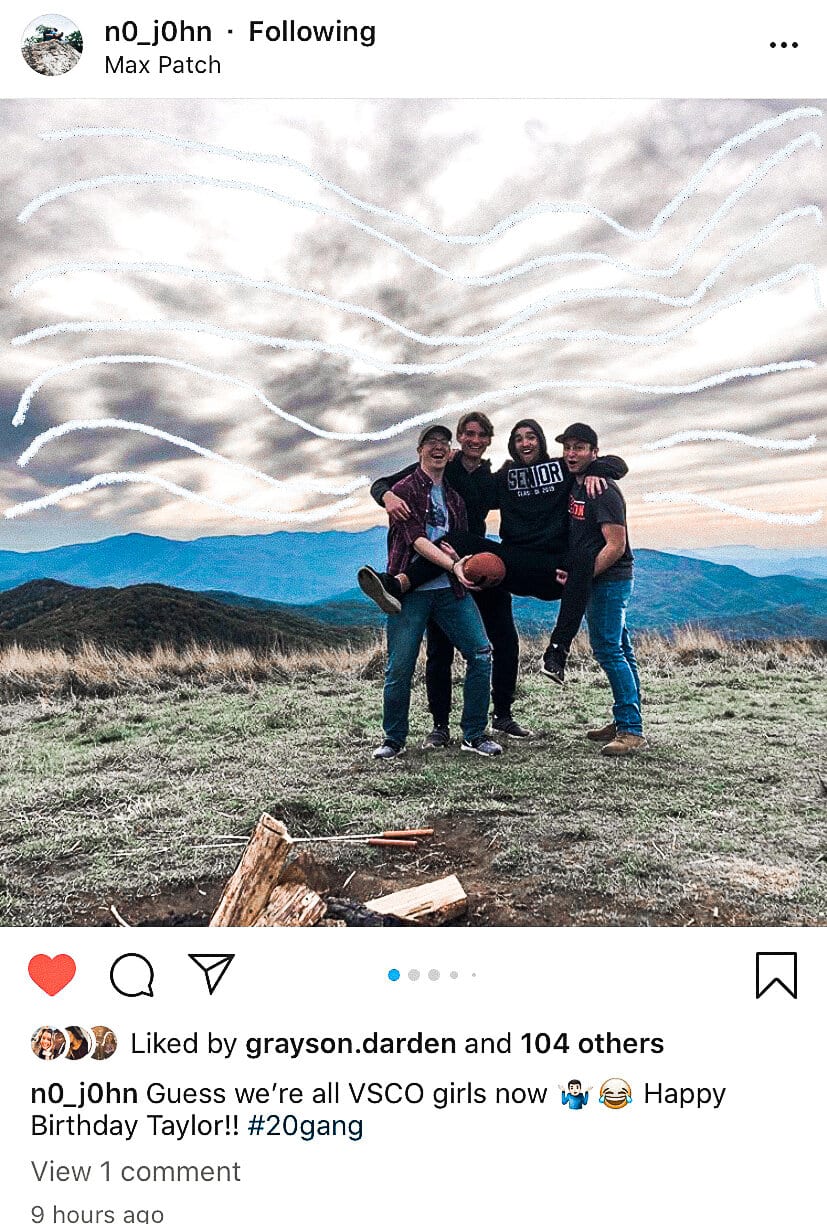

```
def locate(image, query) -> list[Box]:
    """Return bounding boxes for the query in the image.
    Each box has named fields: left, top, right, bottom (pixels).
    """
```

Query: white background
left=1, top=1, right=824, bottom=98
left=8, top=928, right=823, bottom=1223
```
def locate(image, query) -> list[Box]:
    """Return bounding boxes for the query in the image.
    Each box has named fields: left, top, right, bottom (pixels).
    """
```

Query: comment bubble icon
left=110, top=953, right=155, bottom=998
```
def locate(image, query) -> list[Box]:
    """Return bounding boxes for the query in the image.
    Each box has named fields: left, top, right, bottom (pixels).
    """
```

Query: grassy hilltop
left=0, top=631, right=824, bottom=928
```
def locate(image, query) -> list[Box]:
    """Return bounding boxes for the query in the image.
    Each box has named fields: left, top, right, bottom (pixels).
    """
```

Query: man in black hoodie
left=360, top=417, right=627, bottom=685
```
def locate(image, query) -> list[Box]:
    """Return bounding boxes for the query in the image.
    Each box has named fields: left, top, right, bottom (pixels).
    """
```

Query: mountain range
left=663, top=546, right=827, bottom=582
left=0, top=530, right=825, bottom=640
left=0, top=579, right=363, bottom=653
left=0, top=529, right=385, bottom=603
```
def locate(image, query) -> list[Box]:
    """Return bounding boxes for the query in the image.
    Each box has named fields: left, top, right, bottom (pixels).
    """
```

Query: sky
left=1, top=98, right=824, bottom=554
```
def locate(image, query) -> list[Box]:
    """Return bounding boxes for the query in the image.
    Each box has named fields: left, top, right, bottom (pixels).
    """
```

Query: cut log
left=277, top=851, right=334, bottom=893
left=254, top=883, right=327, bottom=927
left=365, top=875, right=467, bottom=925
left=210, top=814, right=293, bottom=927
left=325, top=897, right=413, bottom=927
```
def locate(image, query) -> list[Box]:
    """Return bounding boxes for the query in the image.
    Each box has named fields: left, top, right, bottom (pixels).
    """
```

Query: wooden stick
left=210, top=814, right=293, bottom=927
left=292, top=828, right=434, bottom=844
left=109, top=904, right=132, bottom=928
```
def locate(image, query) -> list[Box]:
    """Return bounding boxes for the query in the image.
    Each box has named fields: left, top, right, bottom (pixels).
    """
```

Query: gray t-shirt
left=418, top=483, right=451, bottom=591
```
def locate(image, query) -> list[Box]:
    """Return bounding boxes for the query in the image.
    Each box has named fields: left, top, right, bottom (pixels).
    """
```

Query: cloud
left=1, top=98, right=824, bottom=552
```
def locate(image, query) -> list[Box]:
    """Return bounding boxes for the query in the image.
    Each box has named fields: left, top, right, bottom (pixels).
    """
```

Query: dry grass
left=0, top=630, right=822, bottom=700
left=0, top=636, right=406, bottom=699
left=652, top=625, right=823, bottom=663
left=0, top=641, right=284, bottom=698
left=1, top=632, right=824, bottom=927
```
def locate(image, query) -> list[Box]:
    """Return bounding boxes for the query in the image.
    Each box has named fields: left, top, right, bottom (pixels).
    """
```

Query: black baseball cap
left=417, top=424, right=452, bottom=447
left=555, top=422, right=598, bottom=447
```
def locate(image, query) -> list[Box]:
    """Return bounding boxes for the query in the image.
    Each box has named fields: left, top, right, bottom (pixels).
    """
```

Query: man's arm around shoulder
left=587, top=454, right=628, bottom=481
left=370, top=462, right=417, bottom=506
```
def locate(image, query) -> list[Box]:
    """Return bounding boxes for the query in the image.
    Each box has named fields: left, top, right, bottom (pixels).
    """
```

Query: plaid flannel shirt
left=386, top=466, right=469, bottom=598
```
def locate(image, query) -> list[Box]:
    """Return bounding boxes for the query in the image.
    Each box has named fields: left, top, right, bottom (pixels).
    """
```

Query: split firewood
left=278, top=851, right=334, bottom=894
left=365, top=875, right=467, bottom=925
left=254, top=882, right=327, bottom=927
left=324, top=898, right=413, bottom=927
left=210, top=813, right=292, bottom=927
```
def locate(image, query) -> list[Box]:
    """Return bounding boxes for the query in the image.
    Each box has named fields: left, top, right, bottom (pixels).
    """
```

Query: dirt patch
left=84, top=882, right=222, bottom=927
left=697, top=857, right=802, bottom=896
left=75, top=812, right=808, bottom=928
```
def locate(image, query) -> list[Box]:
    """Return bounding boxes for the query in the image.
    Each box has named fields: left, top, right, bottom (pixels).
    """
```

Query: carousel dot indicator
left=428, top=969, right=440, bottom=981
left=408, top=969, right=420, bottom=981
left=387, top=969, right=400, bottom=982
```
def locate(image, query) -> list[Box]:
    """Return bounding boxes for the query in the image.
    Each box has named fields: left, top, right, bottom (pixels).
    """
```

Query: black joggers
left=425, top=584, right=518, bottom=724
left=405, top=529, right=594, bottom=654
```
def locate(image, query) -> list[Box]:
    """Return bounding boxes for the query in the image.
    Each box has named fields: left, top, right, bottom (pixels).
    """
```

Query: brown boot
left=601, top=732, right=648, bottom=757
left=586, top=721, right=616, bottom=743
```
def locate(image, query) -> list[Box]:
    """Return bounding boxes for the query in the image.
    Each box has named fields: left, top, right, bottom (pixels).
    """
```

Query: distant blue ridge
left=0, top=528, right=389, bottom=603
left=0, top=530, right=824, bottom=638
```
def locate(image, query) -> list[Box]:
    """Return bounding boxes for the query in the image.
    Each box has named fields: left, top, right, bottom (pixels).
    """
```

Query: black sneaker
left=492, top=714, right=533, bottom=738
left=461, top=736, right=503, bottom=757
left=358, top=566, right=402, bottom=615
left=372, top=739, right=406, bottom=760
left=422, top=725, right=451, bottom=750
left=540, top=641, right=568, bottom=684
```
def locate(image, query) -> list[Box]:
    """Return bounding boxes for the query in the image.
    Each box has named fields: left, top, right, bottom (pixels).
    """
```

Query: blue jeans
left=585, top=578, right=643, bottom=736
left=383, top=590, right=492, bottom=746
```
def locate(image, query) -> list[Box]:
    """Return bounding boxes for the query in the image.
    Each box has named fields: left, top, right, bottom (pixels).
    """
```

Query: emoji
left=599, top=1077, right=632, bottom=1109
left=560, top=1078, right=592, bottom=1110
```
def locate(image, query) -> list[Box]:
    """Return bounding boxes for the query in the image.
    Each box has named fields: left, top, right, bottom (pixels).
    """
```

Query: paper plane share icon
left=188, top=953, right=235, bottom=996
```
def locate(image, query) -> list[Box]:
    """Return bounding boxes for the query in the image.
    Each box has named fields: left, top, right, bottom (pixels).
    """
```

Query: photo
left=63, top=1024, right=92, bottom=1060
left=0, top=99, right=824, bottom=929
left=90, top=1024, right=117, bottom=1059
left=20, top=14, right=82, bottom=76
left=30, top=1024, right=65, bottom=1059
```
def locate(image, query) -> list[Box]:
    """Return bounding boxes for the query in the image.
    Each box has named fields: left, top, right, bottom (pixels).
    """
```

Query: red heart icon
left=28, top=954, right=76, bottom=996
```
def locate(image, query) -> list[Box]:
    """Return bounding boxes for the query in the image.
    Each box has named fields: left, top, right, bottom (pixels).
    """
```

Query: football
left=463, top=551, right=506, bottom=587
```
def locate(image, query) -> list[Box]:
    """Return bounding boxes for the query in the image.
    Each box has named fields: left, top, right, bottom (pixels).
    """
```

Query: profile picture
left=31, top=1026, right=66, bottom=1060
left=21, top=14, right=82, bottom=74
left=64, top=1025, right=93, bottom=1061
left=91, top=1026, right=118, bottom=1060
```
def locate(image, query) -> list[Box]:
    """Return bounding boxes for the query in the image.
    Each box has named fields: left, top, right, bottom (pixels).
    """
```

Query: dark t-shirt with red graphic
left=568, top=479, right=633, bottom=584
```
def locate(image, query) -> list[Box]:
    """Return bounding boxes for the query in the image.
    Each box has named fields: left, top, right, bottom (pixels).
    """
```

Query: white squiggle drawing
left=16, top=135, right=822, bottom=286
left=643, top=429, right=817, bottom=452
left=12, top=266, right=820, bottom=373
left=642, top=491, right=822, bottom=526
left=11, top=208, right=823, bottom=345
left=16, top=418, right=367, bottom=494
left=4, top=471, right=359, bottom=523
left=38, top=106, right=823, bottom=244
left=13, top=354, right=815, bottom=438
